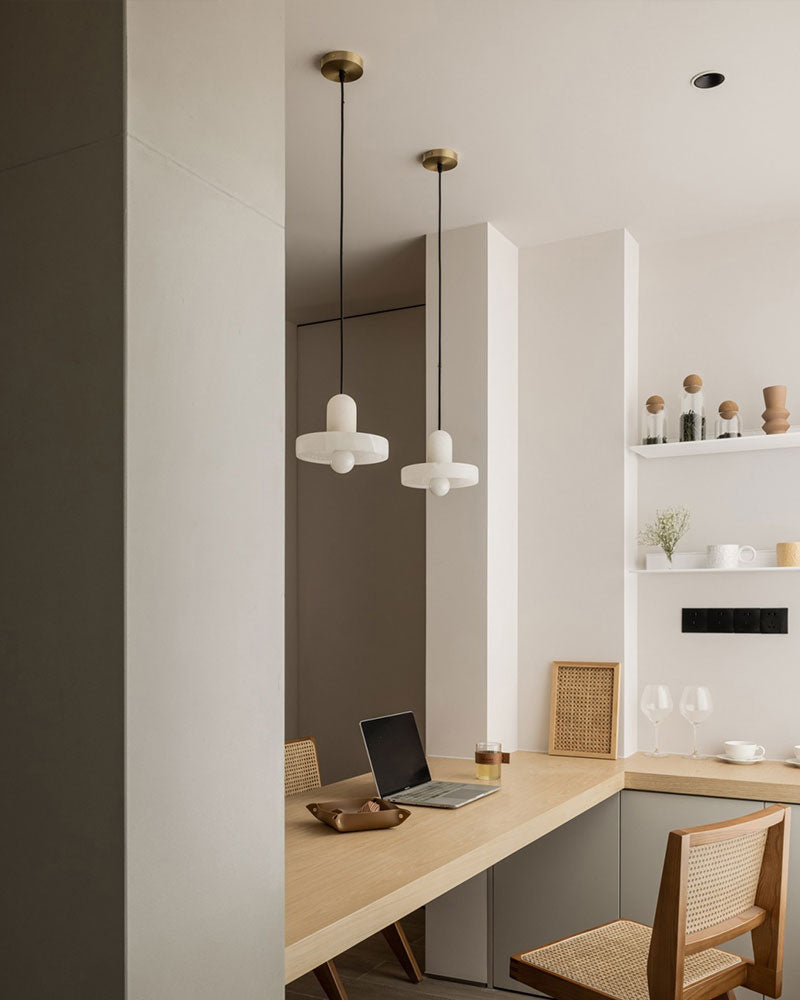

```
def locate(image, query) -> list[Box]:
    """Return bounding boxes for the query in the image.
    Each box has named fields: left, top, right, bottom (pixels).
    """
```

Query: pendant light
left=401, top=150, right=478, bottom=496
left=295, top=51, right=389, bottom=474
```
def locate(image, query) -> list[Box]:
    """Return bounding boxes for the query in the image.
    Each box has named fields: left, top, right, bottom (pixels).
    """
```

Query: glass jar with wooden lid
left=679, top=373, right=706, bottom=441
left=716, top=399, right=742, bottom=439
left=642, top=395, right=667, bottom=444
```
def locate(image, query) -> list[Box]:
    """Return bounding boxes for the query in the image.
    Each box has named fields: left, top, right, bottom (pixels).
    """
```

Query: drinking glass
left=679, top=685, right=713, bottom=759
left=475, top=742, right=502, bottom=781
left=640, top=684, right=673, bottom=757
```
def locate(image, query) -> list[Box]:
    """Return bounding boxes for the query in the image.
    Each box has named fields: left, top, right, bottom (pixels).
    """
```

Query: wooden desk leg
left=381, top=922, right=424, bottom=984
left=313, top=961, right=348, bottom=1000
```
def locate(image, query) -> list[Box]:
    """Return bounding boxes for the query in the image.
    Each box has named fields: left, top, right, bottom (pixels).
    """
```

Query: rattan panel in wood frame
left=285, top=737, right=322, bottom=797
left=548, top=661, right=620, bottom=760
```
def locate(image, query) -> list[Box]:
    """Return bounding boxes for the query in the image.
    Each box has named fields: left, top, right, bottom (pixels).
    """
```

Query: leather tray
left=306, top=797, right=411, bottom=833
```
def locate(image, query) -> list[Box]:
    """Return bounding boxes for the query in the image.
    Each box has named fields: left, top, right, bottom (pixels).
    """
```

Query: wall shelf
left=634, top=548, right=800, bottom=574
left=630, top=432, right=800, bottom=459
left=634, top=565, right=800, bottom=575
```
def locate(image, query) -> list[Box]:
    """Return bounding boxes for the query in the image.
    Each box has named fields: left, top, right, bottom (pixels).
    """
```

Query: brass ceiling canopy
left=422, top=148, right=459, bottom=172
left=320, top=50, right=364, bottom=82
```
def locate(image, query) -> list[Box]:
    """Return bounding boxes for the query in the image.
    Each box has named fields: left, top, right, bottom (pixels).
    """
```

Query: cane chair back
left=285, top=737, right=322, bottom=797
left=648, top=804, right=791, bottom=1000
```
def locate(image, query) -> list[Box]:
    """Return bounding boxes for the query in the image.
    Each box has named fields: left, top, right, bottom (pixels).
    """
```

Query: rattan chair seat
left=518, top=919, right=743, bottom=1000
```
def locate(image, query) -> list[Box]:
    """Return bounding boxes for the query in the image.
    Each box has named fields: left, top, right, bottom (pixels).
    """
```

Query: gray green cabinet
left=492, top=794, right=620, bottom=995
left=621, top=789, right=763, bottom=1000
left=434, top=788, right=784, bottom=997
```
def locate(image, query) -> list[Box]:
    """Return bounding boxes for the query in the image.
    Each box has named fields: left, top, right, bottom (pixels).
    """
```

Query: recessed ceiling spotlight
left=691, top=71, right=725, bottom=89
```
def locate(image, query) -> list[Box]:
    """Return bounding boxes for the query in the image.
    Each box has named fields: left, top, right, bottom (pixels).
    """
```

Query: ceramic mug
left=793, top=745, right=800, bottom=761
left=724, top=740, right=765, bottom=761
left=707, top=544, right=756, bottom=569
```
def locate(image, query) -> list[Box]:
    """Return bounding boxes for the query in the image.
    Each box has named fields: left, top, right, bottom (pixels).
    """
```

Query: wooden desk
left=285, top=752, right=800, bottom=983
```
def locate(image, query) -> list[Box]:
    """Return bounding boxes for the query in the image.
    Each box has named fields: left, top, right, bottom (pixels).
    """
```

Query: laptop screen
left=361, top=712, right=432, bottom=797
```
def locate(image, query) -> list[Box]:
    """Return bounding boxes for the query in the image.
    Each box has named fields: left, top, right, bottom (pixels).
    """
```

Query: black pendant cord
left=437, top=162, right=443, bottom=431
left=338, top=71, right=345, bottom=395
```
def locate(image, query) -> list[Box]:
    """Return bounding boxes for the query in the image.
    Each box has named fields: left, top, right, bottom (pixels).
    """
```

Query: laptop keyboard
left=393, top=781, right=454, bottom=801
left=394, top=781, right=487, bottom=802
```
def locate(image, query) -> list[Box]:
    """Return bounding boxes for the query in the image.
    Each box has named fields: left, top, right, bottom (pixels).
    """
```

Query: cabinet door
left=621, top=789, right=763, bottom=1000
left=425, top=871, right=489, bottom=984
left=492, top=794, right=620, bottom=995
left=766, top=802, right=798, bottom=997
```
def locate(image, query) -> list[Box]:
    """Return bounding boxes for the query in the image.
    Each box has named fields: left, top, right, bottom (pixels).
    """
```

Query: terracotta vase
left=762, top=385, right=790, bottom=435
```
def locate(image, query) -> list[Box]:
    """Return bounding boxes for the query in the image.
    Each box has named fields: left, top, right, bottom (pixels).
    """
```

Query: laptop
left=360, top=711, right=500, bottom=809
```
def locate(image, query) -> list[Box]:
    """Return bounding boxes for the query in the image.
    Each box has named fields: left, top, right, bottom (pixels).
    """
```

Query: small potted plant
left=639, top=506, right=691, bottom=568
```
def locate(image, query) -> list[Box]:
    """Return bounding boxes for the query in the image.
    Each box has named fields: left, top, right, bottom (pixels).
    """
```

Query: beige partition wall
left=125, top=2, right=286, bottom=998
left=2, top=3, right=287, bottom=997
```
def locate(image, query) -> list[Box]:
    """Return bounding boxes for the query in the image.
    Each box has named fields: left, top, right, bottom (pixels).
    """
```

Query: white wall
left=638, top=220, right=800, bottom=759
left=517, top=230, right=638, bottom=754
left=125, top=2, right=286, bottom=997
left=486, top=226, right=520, bottom=749
left=426, top=223, right=519, bottom=758
left=426, top=225, right=487, bottom=757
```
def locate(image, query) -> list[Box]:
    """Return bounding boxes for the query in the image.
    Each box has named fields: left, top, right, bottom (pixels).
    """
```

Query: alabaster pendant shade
left=400, top=429, right=478, bottom=496
left=296, top=393, right=389, bottom=473
left=400, top=148, right=479, bottom=496
left=295, top=51, right=388, bottom=475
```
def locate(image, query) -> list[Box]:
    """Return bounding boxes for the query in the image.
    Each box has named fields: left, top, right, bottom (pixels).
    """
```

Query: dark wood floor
left=286, top=910, right=526, bottom=1000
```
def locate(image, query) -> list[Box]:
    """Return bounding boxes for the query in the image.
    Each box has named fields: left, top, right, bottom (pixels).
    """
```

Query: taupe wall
left=290, top=308, right=426, bottom=782
left=0, top=2, right=125, bottom=996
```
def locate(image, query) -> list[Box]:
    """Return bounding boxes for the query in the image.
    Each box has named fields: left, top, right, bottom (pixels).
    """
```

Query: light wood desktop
left=285, top=752, right=800, bottom=984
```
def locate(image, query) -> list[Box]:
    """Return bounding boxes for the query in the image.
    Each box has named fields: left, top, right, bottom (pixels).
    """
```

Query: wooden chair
left=510, top=804, right=791, bottom=1000
left=284, top=738, right=424, bottom=1000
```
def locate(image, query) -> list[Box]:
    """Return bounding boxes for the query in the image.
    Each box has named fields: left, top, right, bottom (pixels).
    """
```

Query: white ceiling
left=286, top=0, right=800, bottom=322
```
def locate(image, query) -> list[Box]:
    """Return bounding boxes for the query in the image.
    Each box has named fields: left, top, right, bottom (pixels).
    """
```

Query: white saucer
left=784, top=759, right=800, bottom=768
left=716, top=754, right=765, bottom=765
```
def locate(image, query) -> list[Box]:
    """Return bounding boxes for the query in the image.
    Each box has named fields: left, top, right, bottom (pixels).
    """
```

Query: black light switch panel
left=707, top=608, right=735, bottom=633
left=734, top=608, right=761, bottom=633
left=761, top=608, right=789, bottom=634
left=682, top=607, right=788, bottom=634
left=682, top=608, right=708, bottom=633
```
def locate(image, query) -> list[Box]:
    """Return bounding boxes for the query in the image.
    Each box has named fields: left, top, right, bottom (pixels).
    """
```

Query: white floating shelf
left=635, top=565, right=800, bottom=575
left=635, top=549, right=800, bottom=575
left=630, top=432, right=800, bottom=459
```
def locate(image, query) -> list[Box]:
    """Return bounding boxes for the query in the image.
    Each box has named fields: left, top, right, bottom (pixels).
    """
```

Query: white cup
left=793, top=745, right=800, bottom=761
left=724, top=740, right=765, bottom=761
left=707, top=544, right=757, bottom=570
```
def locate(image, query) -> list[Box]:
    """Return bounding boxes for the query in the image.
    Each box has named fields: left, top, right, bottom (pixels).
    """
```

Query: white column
left=517, top=229, right=639, bottom=757
left=425, top=223, right=519, bottom=758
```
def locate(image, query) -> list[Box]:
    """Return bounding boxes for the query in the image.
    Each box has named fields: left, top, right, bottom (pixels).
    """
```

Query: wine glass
left=640, top=684, right=673, bottom=757
left=679, top=685, right=713, bottom=759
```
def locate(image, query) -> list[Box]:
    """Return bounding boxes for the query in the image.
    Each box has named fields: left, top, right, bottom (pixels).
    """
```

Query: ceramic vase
left=762, top=385, right=790, bottom=435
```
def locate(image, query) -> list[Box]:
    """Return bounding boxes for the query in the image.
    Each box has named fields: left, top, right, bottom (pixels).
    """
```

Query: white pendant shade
left=401, top=429, right=478, bottom=495
left=296, top=393, right=389, bottom=473
left=401, top=149, right=478, bottom=496
left=294, top=54, right=388, bottom=475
